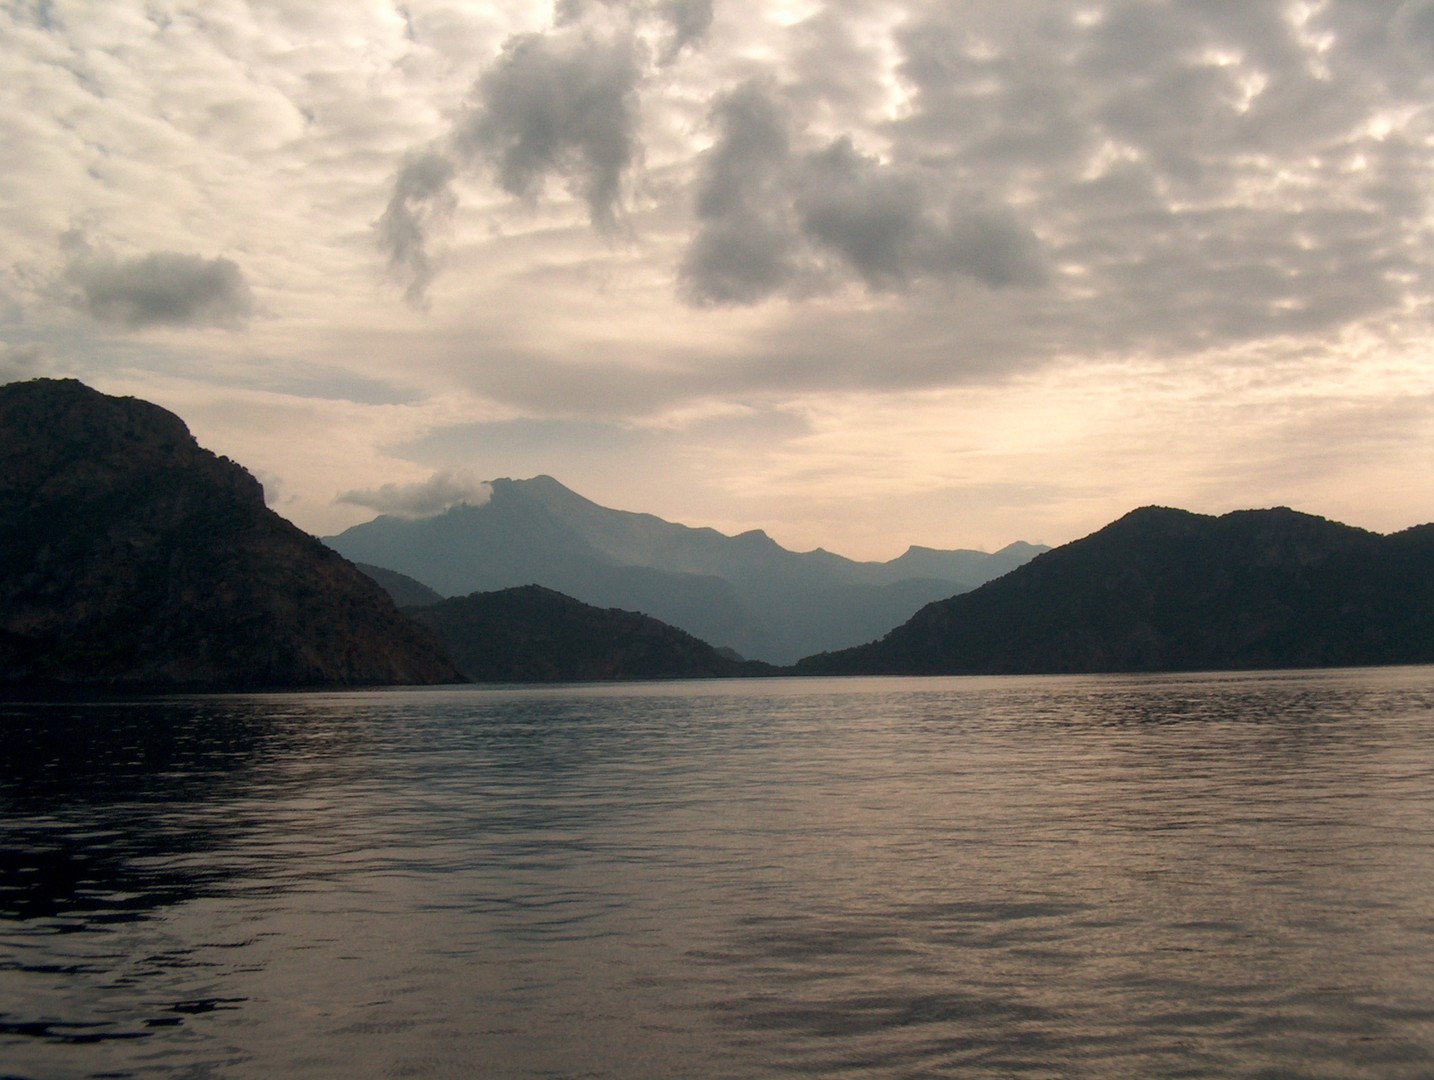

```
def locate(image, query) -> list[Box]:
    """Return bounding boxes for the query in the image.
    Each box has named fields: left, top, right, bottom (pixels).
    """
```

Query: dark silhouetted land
left=0, top=379, right=461, bottom=689
left=797, top=506, right=1434, bottom=675
left=408, top=585, right=776, bottom=682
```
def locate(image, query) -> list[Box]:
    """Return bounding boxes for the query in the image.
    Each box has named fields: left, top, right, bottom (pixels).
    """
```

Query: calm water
left=3, top=669, right=1434, bottom=1079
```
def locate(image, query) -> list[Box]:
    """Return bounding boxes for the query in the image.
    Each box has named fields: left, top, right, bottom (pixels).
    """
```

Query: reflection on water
left=2, top=668, right=1433, bottom=1078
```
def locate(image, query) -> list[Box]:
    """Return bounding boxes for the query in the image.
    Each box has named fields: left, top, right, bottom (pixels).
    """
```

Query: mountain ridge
left=326, top=475, right=1046, bottom=663
left=796, top=505, right=1434, bottom=675
left=406, top=584, right=778, bottom=682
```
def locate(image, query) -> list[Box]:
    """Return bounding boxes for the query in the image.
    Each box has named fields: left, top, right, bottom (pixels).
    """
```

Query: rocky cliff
left=0, top=379, right=461, bottom=689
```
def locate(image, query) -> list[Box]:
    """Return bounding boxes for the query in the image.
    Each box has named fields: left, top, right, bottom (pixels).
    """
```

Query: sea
left=3, top=668, right=1433, bottom=1079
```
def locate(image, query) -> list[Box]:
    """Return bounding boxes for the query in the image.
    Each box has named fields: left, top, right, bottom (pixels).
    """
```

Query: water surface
left=3, top=668, right=1433, bottom=1077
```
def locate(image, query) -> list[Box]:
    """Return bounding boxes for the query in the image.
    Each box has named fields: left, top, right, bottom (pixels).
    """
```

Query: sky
left=3, top=0, right=1433, bottom=560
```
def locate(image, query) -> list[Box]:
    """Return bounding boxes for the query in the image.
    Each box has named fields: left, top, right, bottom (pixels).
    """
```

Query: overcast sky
left=4, top=0, right=1433, bottom=558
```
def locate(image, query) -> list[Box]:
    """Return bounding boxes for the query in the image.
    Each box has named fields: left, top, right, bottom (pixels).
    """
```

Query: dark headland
left=0, top=378, right=460, bottom=690
left=797, top=505, right=1434, bottom=676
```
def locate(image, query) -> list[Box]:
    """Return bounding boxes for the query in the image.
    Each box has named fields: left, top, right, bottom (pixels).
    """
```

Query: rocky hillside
left=407, top=585, right=777, bottom=682
left=797, top=506, right=1434, bottom=675
left=0, top=379, right=461, bottom=689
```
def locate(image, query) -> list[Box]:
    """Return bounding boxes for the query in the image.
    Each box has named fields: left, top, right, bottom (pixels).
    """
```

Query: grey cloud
left=378, top=18, right=647, bottom=305
left=376, top=150, right=458, bottom=308
left=786, top=2, right=904, bottom=122
left=797, top=139, right=1047, bottom=290
left=397, top=3, right=417, bottom=42
left=1393, top=0, right=1434, bottom=45
left=375, top=0, right=726, bottom=305
left=440, top=285, right=1051, bottom=422
left=680, top=80, right=800, bottom=305
left=1388, top=0, right=1434, bottom=70
left=550, top=0, right=712, bottom=57
left=0, top=342, right=47, bottom=380
left=873, top=1, right=1434, bottom=362
left=337, top=471, right=493, bottom=518
left=658, top=0, right=713, bottom=61
left=795, top=138, right=926, bottom=289
left=552, top=0, right=594, bottom=28
left=457, top=29, right=642, bottom=231
left=59, top=234, right=255, bottom=329
left=680, top=82, right=1048, bottom=306
left=375, top=0, right=1434, bottom=381
left=924, top=203, right=1047, bottom=289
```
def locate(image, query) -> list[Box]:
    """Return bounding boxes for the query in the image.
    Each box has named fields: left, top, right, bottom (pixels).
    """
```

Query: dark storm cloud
left=455, top=29, right=643, bottom=231
left=680, top=81, right=1047, bottom=305
left=58, top=234, right=255, bottom=329
left=337, top=471, right=492, bottom=517
left=376, top=149, right=458, bottom=308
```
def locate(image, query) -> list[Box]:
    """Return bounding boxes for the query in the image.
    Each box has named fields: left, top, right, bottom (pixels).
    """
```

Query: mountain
left=325, top=475, right=1045, bottom=663
left=407, top=585, right=777, bottom=682
left=354, top=563, right=445, bottom=608
left=797, top=506, right=1434, bottom=675
left=0, top=379, right=462, bottom=689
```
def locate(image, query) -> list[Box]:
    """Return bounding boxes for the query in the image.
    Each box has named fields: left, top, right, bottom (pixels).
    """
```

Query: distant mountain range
left=409, top=585, right=776, bottom=682
left=325, top=476, right=1045, bottom=664
left=797, top=506, right=1434, bottom=675
left=0, top=379, right=460, bottom=689
left=5, top=378, right=1429, bottom=689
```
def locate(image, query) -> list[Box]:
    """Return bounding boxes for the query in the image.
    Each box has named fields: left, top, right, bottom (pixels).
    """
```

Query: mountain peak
left=326, top=476, right=1045, bottom=663
left=493, top=474, right=604, bottom=513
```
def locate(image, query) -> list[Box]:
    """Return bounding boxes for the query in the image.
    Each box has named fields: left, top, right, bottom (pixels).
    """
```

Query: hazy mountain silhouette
left=0, top=379, right=461, bottom=689
left=797, top=506, right=1434, bottom=675
left=354, top=563, right=445, bottom=608
left=326, top=475, right=1044, bottom=663
left=408, top=585, right=777, bottom=682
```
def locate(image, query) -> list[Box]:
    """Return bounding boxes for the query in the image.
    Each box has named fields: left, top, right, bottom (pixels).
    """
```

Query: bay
left=2, top=667, right=1433, bottom=1078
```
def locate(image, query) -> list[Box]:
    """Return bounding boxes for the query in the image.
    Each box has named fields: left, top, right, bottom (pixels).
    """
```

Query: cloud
left=1390, top=0, right=1434, bottom=68
left=657, top=0, right=713, bottom=61
left=679, top=79, right=801, bottom=305
left=550, top=0, right=712, bottom=58
left=57, top=233, right=255, bottom=329
left=797, top=138, right=1047, bottom=290
left=681, top=82, right=1048, bottom=305
left=0, top=342, right=47, bottom=381
left=864, top=1, right=1434, bottom=359
left=336, top=471, right=493, bottom=518
left=456, top=27, right=643, bottom=231
left=376, top=150, right=459, bottom=308
left=378, top=16, right=648, bottom=304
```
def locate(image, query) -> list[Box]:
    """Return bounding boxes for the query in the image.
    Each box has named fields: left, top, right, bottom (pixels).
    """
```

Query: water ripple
left=2, top=668, right=1433, bottom=1077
